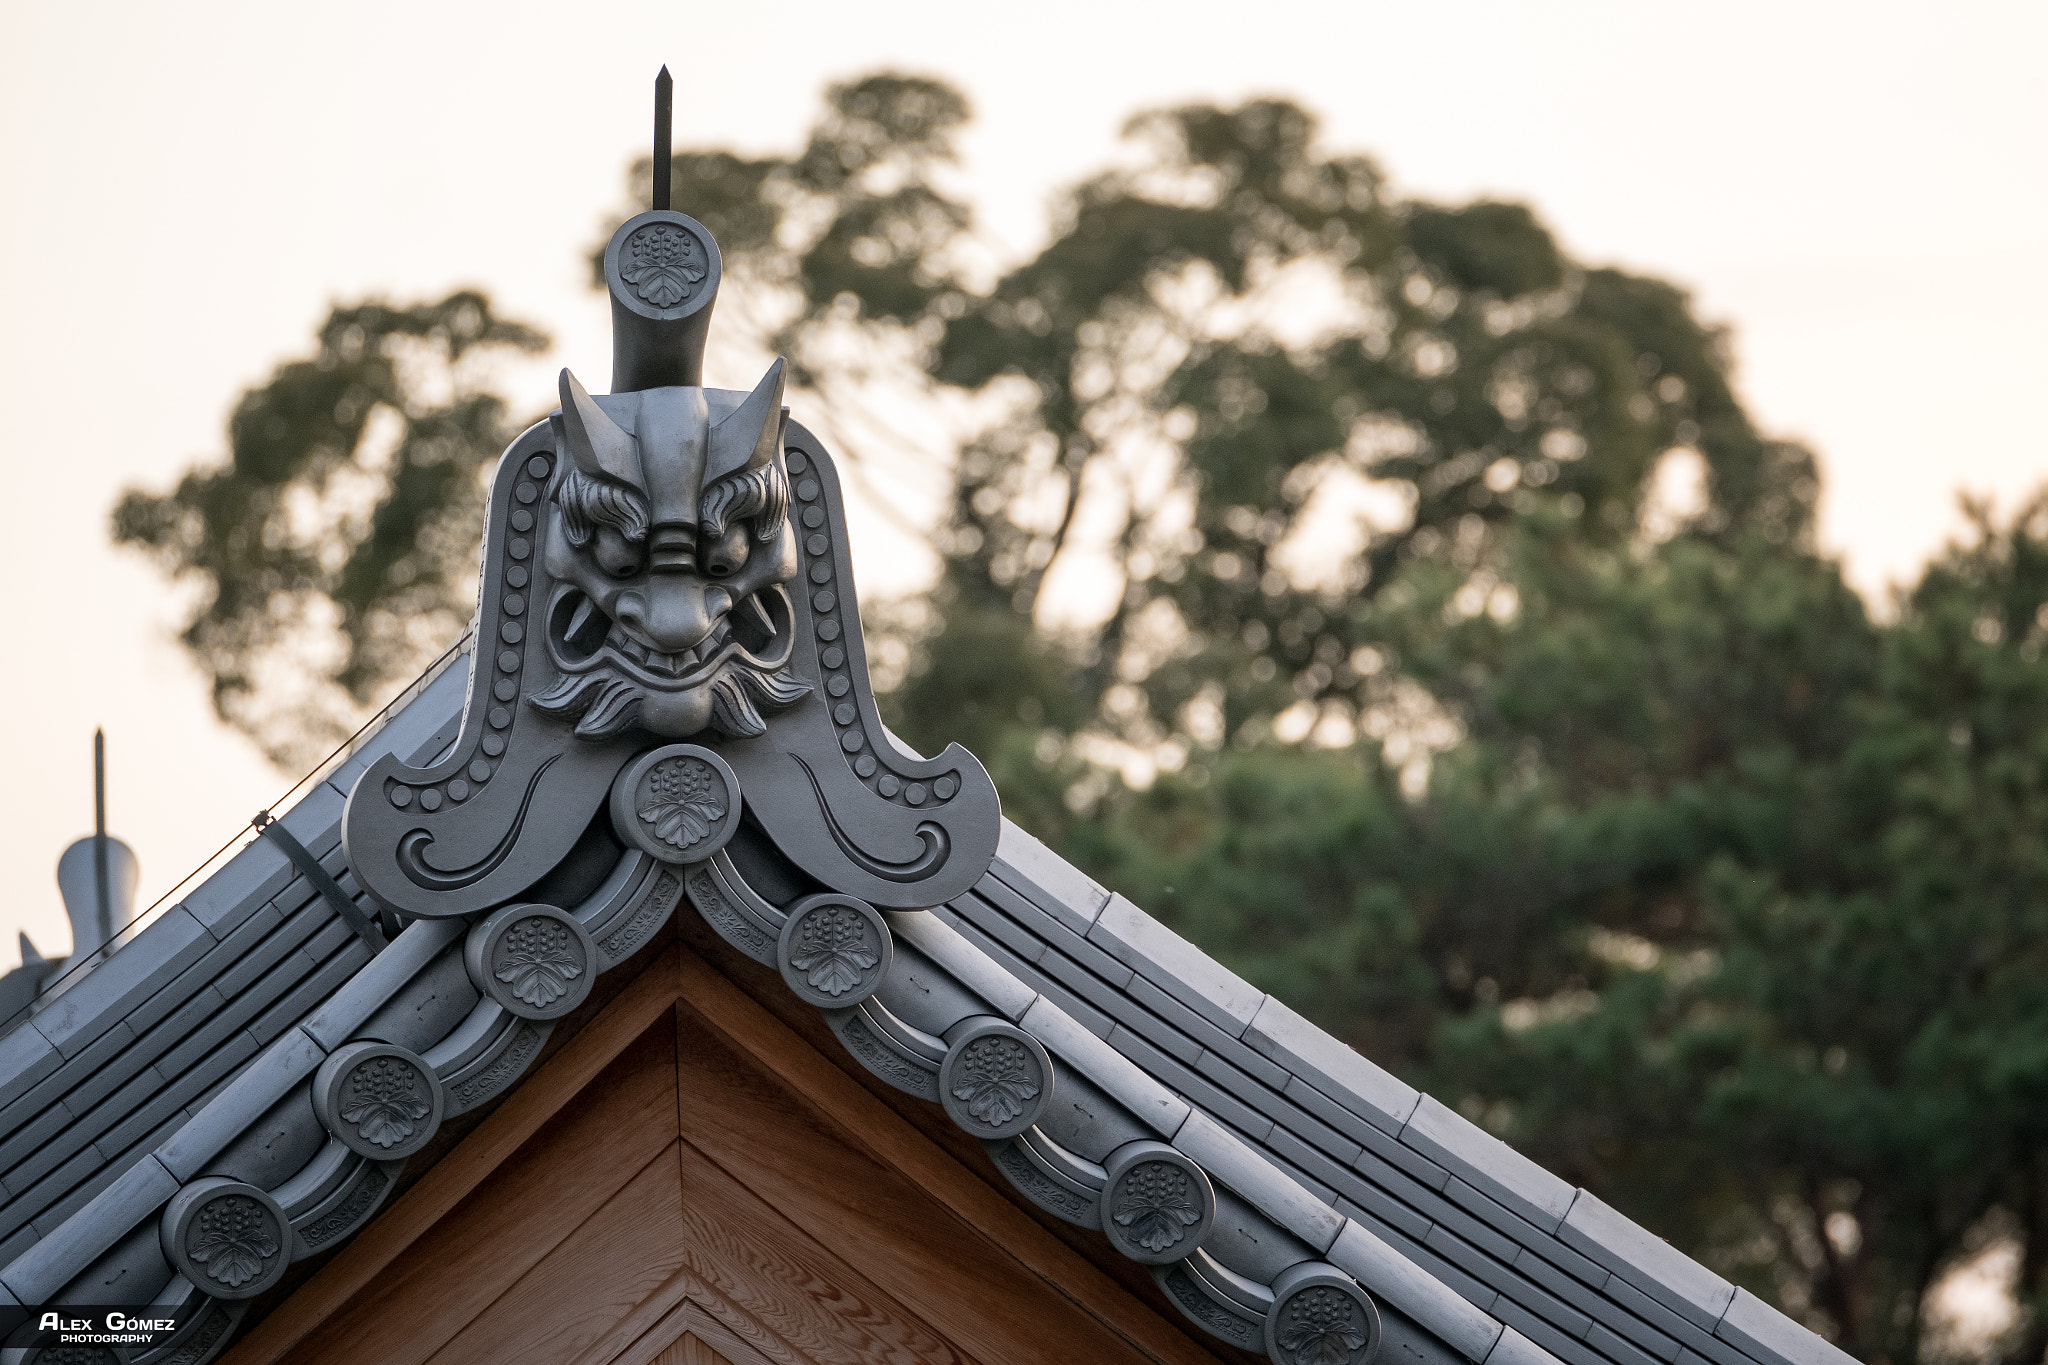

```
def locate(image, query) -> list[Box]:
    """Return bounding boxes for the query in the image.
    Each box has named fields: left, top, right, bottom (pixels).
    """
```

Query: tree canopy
left=116, top=74, right=2048, bottom=1364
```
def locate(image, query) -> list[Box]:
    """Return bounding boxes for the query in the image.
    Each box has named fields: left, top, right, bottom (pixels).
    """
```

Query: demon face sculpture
left=533, top=359, right=809, bottom=741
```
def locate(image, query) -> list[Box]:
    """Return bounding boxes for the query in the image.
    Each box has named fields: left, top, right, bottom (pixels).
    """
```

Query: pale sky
left=0, top=0, right=2043, bottom=966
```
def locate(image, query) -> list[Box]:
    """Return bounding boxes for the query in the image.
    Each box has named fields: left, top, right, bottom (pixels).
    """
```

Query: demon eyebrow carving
left=531, top=360, right=810, bottom=741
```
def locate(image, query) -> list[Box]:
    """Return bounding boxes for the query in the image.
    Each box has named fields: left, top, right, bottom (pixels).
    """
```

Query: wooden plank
left=674, top=914, right=1247, bottom=1346
left=565, top=1257, right=707, bottom=1365
left=594, top=1284, right=803, bottom=1365
left=558, top=1133, right=961, bottom=1365
left=424, top=1144, right=691, bottom=1365
left=660, top=1335, right=733, bottom=1365
left=640, top=1304, right=780, bottom=1365
left=672, top=974, right=1224, bottom=1365
left=226, top=948, right=684, bottom=1365
left=274, top=1017, right=682, bottom=1365
left=668, top=1135, right=971, bottom=1365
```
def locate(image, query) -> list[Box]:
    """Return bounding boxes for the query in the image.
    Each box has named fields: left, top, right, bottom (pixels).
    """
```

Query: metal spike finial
left=652, top=66, right=673, bottom=211
left=92, top=728, right=110, bottom=949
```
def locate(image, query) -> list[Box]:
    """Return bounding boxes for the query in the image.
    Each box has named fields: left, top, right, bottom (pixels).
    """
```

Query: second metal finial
left=652, top=66, right=673, bottom=211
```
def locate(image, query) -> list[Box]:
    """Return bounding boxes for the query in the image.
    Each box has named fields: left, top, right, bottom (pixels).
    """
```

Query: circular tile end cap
left=776, top=893, right=892, bottom=1010
left=1100, top=1139, right=1217, bottom=1264
left=938, top=1017, right=1054, bottom=1141
left=465, top=902, right=597, bottom=1021
left=313, top=1040, right=446, bottom=1160
left=1264, top=1261, right=1382, bottom=1365
left=160, top=1177, right=291, bottom=1301
left=609, top=744, right=744, bottom=865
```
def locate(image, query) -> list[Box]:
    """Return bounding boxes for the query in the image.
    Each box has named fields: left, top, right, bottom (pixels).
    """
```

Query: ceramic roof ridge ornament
left=339, top=85, right=1000, bottom=917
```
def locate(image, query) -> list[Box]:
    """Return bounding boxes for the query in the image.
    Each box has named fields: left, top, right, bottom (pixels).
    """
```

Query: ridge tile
left=1088, top=895, right=1262, bottom=1036
left=992, top=821, right=1111, bottom=933
left=1562, top=1190, right=1736, bottom=1333
left=1245, top=993, right=1420, bottom=1133
left=1716, top=1290, right=1855, bottom=1365
left=30, top=909, right=212, bottom=1059
left=1402, top=1096, right=1575, bottom=1234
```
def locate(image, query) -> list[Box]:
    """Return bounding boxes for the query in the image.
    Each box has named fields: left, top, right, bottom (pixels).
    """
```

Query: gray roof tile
left=936, top=906, right=1117, bottom=1039
left=1495, top=1302, right=1607, bottom=1365
left=0, top=637, right=1850, bottom=1365
left=1402, top=1097, right=1576, bottom=1235
left=1429, top=1183, right=1525, bottom=1267
left=0, top=1104, right=73, bottom=1200
left=1478, top=1261, right=1594, bottom=1343
left=1331, top=1218, right=1505, bottom=1362
left=209, top=902, right=312, bottom=1001
left=31, top=908, right=213, bottom=1059
left=1174, top=1109, right=1344, bottom=1253
left=992, top=820, right=1110, bottom=934
left=155, top=1026, right=324, bottom=1181
left=1088, top=895, right=1263, bottom=1037
left=1335, top=1183, right=1435, bottom=1244
left=1117, top=971, right=1285, bottom=1085
left=1384, top=1223, right=1503, bottom=1322
left=1352, top=1106, right=1455, bottom=1194
left=1512, top=1245, right=1612, bottom=1324
left=302, top=919, right=465, bottom=1050
left=101, top=1031, right=259, bottom=1163
left=1716, top=1291, right=1854, bottom=1365
left=0, top=1153, right=174, bottom=1301
left=1245, top=993, right=1420, bottom=1134
left=1488, top=1325, right=1569, bottom=1365
left=249, top=941, right=372, bottom=1046
left=975, top=878, right=1135, bottom=988
left=0, top=1025, right=59, bottom=1112
left=1601, top=1273, right=1743, bottom=1365
left=152, top=980, right=271, bottom=1083
left=1022, top=995, right=1189, bottom=1137
left=1589, top=1323, right=1666, bottom=1365
left=1108, top=1025, right=1276, bottom=1143
left=0, top=1021, right=133, bottom=1155
left=958, top=893, right=1054, bottom=966
left=887, top=909, right=1035, bottom=1022
left=1282, top=1071, right=1411, bottom=1153
left=942, top=858, right=1812, bottom=1365
left=179, top=835, right=295, bottom=938
left=24, top=1145, right=109, bottom=1235
left=1561, top=1191, right=1736, bottom=1334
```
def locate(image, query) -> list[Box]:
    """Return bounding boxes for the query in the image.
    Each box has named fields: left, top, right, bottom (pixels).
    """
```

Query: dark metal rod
left=252, top=811, right=388, bottom=952
left=652, top=66, right=673, bottom=210
left=92, top=729, right=110, bottom=950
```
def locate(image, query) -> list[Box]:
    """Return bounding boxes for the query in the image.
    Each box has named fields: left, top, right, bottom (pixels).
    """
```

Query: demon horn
left=710, top=356, right=787, bottom=477
left=557, top=368, right=641, bottom=486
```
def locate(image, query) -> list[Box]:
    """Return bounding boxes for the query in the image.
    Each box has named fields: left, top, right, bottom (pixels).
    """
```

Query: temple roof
left=0, top=637, right=1851, bottom=1365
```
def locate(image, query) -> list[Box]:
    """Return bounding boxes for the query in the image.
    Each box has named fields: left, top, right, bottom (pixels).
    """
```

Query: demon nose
left=647, top=523, right=697, bottom=574
left=613, top=581, right=732, bottom=654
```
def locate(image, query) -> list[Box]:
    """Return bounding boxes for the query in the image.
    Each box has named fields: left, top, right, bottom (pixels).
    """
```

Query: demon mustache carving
left=532, top=358, right=811, bottom=741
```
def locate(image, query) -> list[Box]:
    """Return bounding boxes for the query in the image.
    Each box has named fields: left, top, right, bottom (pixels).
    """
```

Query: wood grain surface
left=231, top=935, right=1226, bottom=1365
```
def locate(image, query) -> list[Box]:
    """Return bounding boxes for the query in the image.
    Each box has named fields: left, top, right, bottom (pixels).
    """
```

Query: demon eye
left=704, top=523, right=752, bottom=579
left=594, top=527, right=644, bottom=580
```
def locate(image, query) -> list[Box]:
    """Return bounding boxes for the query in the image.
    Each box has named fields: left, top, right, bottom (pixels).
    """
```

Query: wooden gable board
left=223, top=942, right=1235, bottom=1365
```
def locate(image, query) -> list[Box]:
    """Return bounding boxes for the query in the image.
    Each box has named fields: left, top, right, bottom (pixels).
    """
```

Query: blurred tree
left=113, top=294, right=546, bottom=767
left=115, top=74, right=2048, bottom=1363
